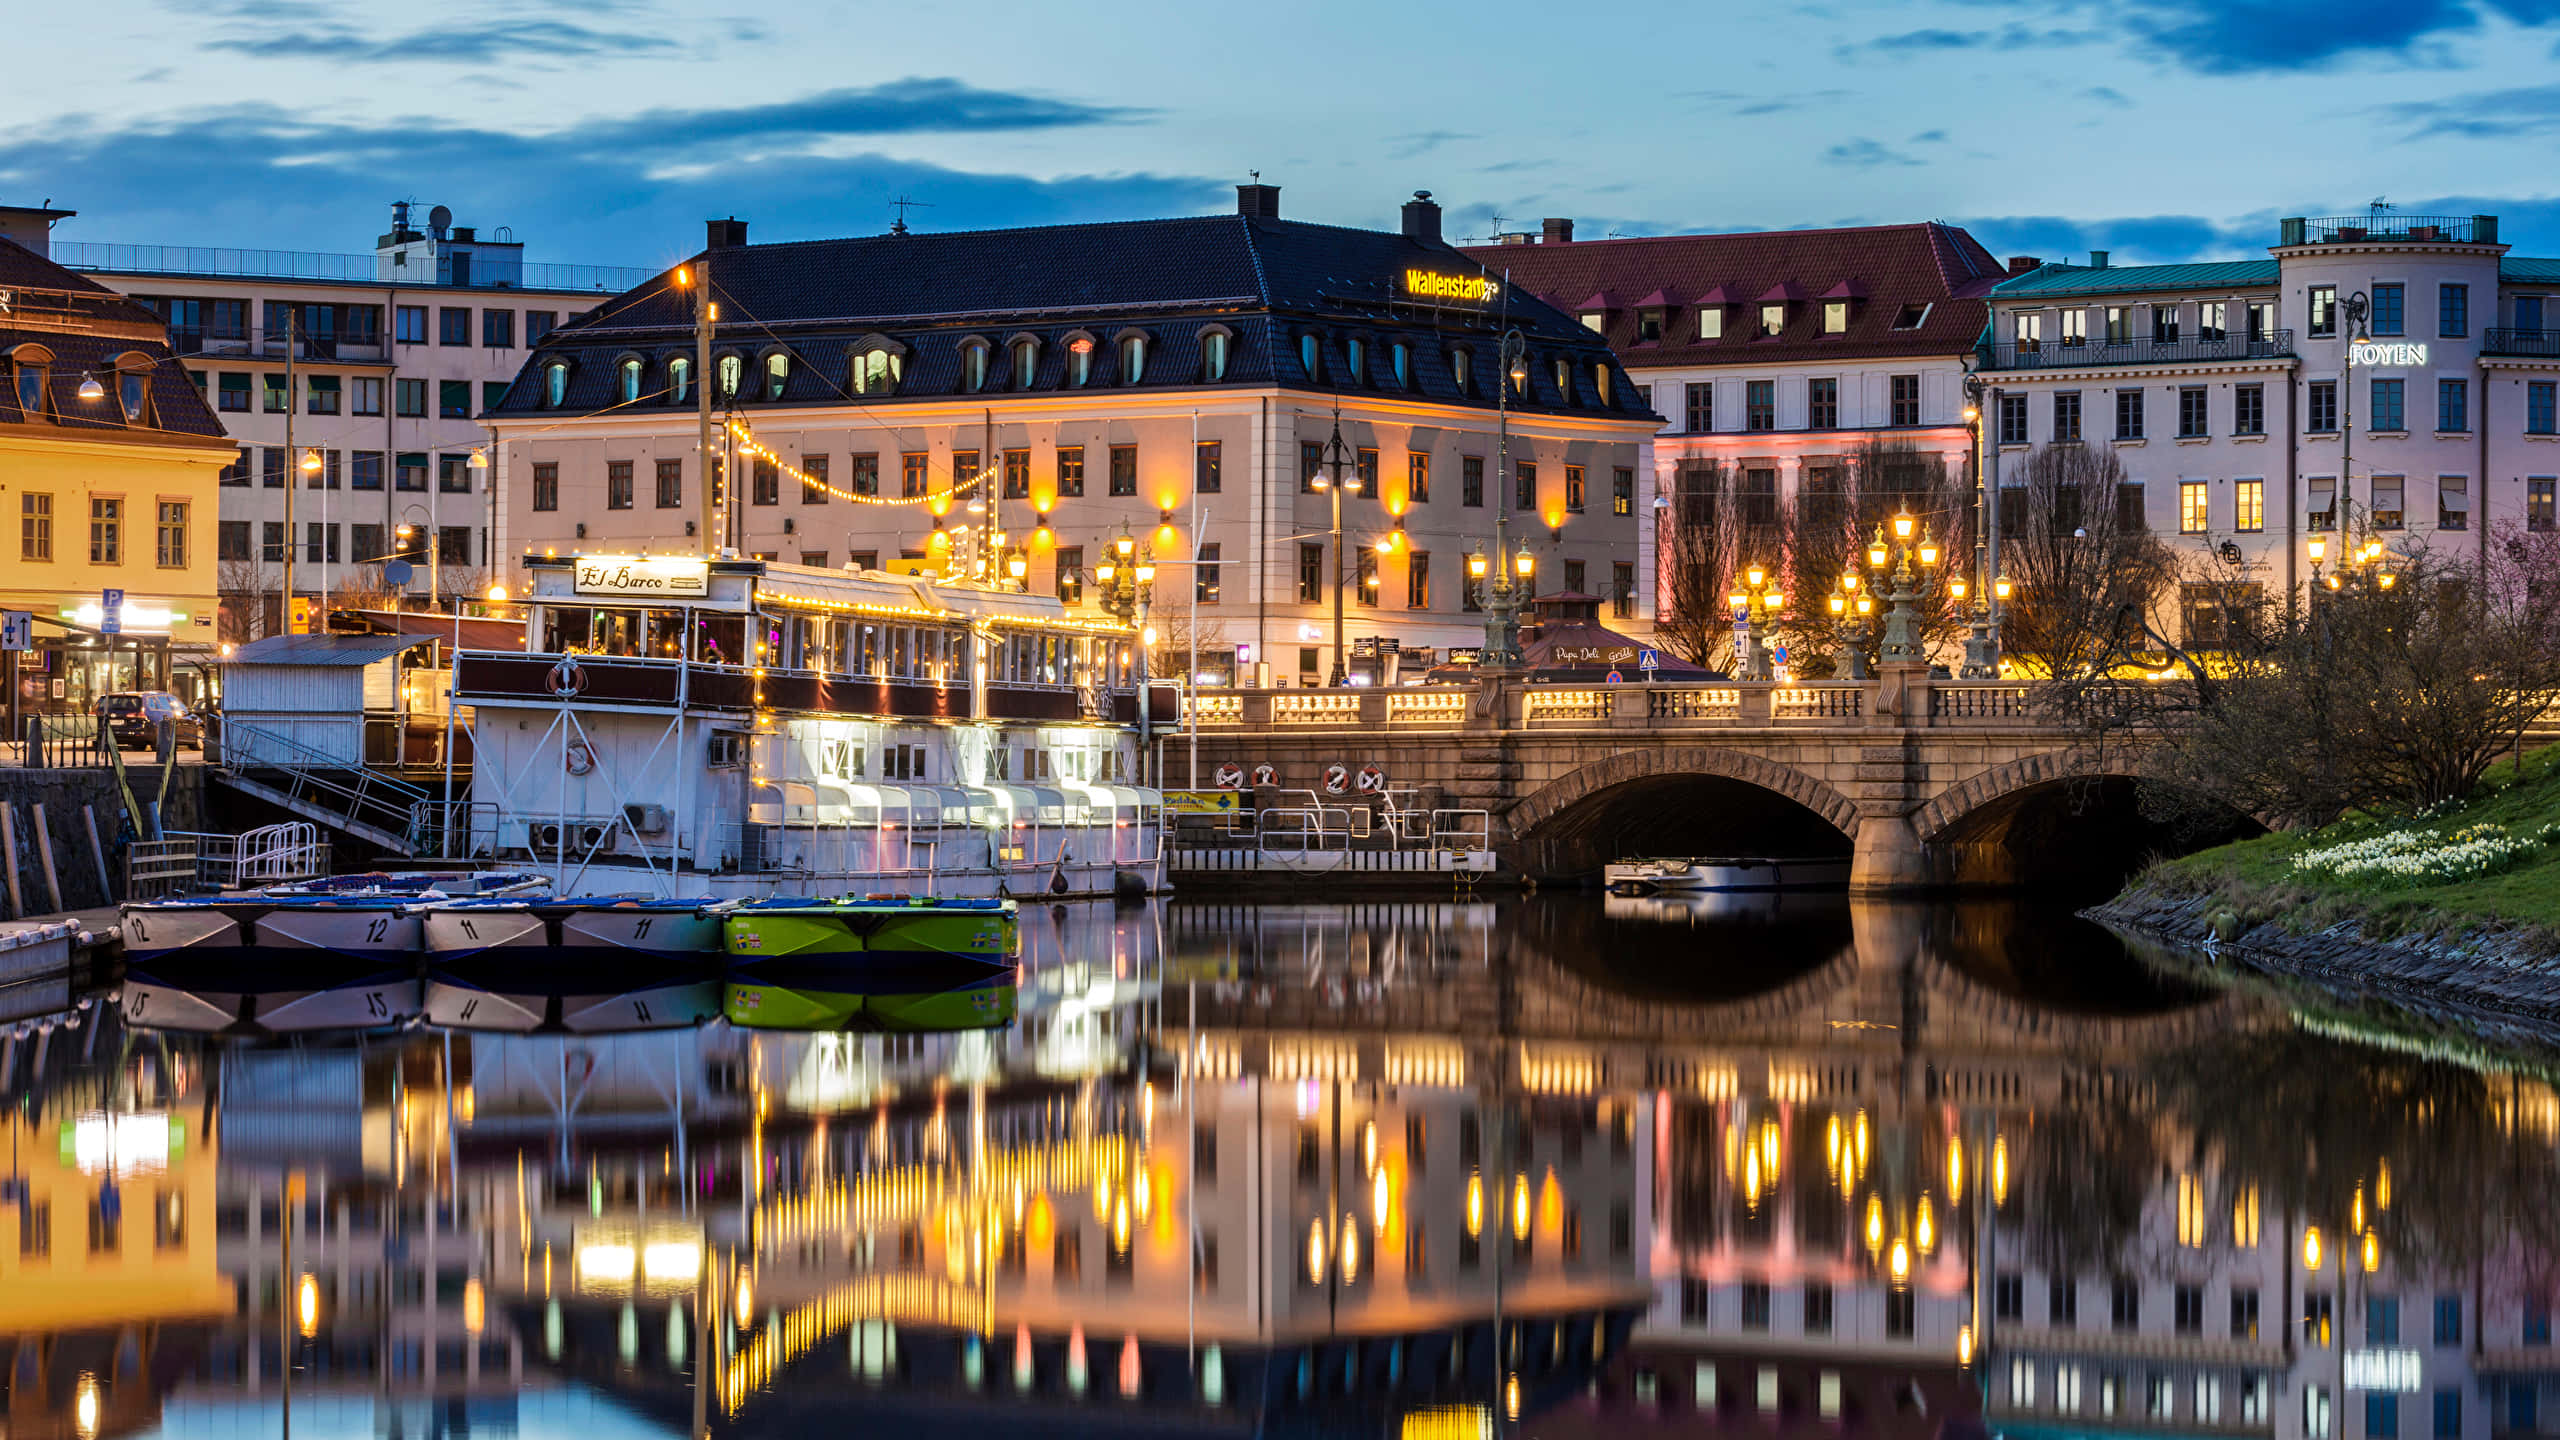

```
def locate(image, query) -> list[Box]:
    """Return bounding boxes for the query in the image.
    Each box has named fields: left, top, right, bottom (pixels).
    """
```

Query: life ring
left=1322, top=763, right=1349, bottom=794
left=1355, top=764, right=1386, bottom=792
left=547, top=657, right=587, bottom=697
left=1213, top=762, right=1245, bottom=789
left=1251, top=763, right=1278, bottom=788
left=565, top=741, right=596, bottom=776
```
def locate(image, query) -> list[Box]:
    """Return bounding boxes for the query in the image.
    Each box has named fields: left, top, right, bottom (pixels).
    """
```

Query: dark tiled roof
left=0, top=236, right=229, bottom=443
left=495, top=215, right=1656, bottom=423
left=0, top=235, right=117, bottom=297
left=1456, top=222, right=2004, bottom=369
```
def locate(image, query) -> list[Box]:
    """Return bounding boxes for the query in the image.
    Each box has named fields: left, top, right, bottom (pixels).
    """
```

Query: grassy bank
left=2137, top=745, right=2560, bottom=950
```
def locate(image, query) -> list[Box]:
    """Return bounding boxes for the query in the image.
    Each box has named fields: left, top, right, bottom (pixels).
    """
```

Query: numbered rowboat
left=418, top=896, right=731, bottom=1032
left=722, top=896, right=1018, bottom=1032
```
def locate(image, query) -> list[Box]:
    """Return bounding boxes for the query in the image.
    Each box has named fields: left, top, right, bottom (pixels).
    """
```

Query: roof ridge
left=1234, top=213, right=1275, bottom=307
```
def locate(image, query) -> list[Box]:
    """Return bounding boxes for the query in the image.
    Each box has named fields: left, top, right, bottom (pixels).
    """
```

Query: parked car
left=95, top=691, right=203, bottom=750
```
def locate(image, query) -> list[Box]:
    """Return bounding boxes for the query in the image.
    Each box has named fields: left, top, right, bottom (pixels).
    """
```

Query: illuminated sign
left=1404, top=269, right=1500, bottom=305
left=2345, top=1349, right=2422, bottom=1392
left=573, top=555, right=710, bottom=599
left=65, top=1111, right=178, bottom=1175
left=2350, top=342, right=2429, bottom=367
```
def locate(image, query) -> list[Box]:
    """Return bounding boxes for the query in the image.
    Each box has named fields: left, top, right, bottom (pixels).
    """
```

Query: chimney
left=1542, top=217, right=1575, bottom=245
left=706, top=216, right=748, bottom=250
left=2006, top=254, right=2041, bottom=275
left=1236, top=184, right=1281, bottom=220
left=2089, top=249, right=2109, bottom=269
left=1401, top=191, right=1442, bottom=242
left=0, top=204, right=73, bottom=254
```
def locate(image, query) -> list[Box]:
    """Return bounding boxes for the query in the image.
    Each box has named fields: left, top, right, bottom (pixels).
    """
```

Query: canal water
left=4, top=894, right=2557, bottom=1440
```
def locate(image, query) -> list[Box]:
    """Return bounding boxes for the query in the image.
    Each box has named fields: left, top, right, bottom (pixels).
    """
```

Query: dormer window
left=542, top=359, right=570, bottom=408
left=716, top=353, right=743, bottom=400
left=1594, top=363, right=1613, bottom=407
left=960, top=339, right=989, bottom=394
left=1759, top=303, right=1786, bottom=337
left=1390, top=341, right=1410, bottom=388
left=1200, top=329, right=1231, bottom=382
left=1552, top=356, right=1572, bottom=400
left=1065, top=335, right=1094, bottom=387
left=618, top=357, right=643, bottom=403
left=1822, top=301, right=1849, bottom=335
left=1450, top=347, right=1473, bottom=396
left=1344, top=337, right=1365, bottom=385
left=1891, top=303, right=1931, bottom=331
left=764, top=352, right=789, bottom=400
left=1300, top=333, right=1323, bottom=383
left=668, top=355, right=693, bottom=404
left=9, top=346, right=51, bottom=419
left=1699, top=308, right=1724, bottom=340
left=1118, top=334, right=1147, bottom=385
left=851, top=347, right=902, bottom=396
left=1012, top=338, right=1039, bottom=389
left=1580, top=311, right=1605, bottom=334
left=1637, top=309, right=1665, bottom=342
left=120, top=369, right=149, bottom=422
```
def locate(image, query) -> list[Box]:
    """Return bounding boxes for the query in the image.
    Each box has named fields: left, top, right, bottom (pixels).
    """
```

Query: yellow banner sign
left=1165, top=789, right=1243, bottom=815
left=1404, top=269, right=1500, bottom=304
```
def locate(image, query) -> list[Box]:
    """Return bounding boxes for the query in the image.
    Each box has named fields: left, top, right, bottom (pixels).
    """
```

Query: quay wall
left=0, top=765, right=207, bottom=913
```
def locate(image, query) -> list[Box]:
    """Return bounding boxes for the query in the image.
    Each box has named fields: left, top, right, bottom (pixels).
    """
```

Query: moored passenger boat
left=723, top=895, right=1018, bottom=1032
left=418, top=895, right=731, bottom=1032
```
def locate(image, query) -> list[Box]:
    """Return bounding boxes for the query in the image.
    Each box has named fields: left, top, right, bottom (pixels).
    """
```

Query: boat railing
left=411, top=801, right=504, bottom=861
left=1429, top=808, right=1492, bottom=852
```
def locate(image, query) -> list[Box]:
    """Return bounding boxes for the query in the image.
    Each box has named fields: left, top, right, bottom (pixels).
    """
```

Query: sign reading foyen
left=2350, top=341, right=2430, bottom=368
left=1405, top=269, right=1500, bottom=304
left=574, top=555, right=711, bottom=598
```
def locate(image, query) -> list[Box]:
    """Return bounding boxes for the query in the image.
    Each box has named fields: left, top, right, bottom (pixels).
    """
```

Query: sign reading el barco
left=1404, top=269, right=1500, bottom=304
left=2350, top=341, right=2430, bottom=368
left=574, top=555, right=710, bottom=598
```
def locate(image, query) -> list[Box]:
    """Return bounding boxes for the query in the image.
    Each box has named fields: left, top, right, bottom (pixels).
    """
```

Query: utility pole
left=687, top=258, right=716, bottom=555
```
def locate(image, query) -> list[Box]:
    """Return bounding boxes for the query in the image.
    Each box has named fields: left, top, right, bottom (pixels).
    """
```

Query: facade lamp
left=1375, top=535, right=1396, bottom=554
left=1508, top=353, right=1530, bottom=391
left=1115, top=534, right=1137, bottom=559
left=1746, top=563, right=1766, bottom=588
left=487, top=584, right=508, bottom=602
left=1728, top=588, right=1749, bottom=610
left=1095, top=561, right=1116, bottom=582
left=1994, top=576, right=2014, bottom=601
left=1918, top=539, right=1940, bottom=567
left=469, top=447, right=488, bottom=470
left=1135, top=562, right=1155, bottom=583
left=2309, top=535, right=2329, bottom=566
left=1867, top=537, right=1890, bottom=569
left=1007, top=555, right=1029, bottom=581
left=76, top=373, right=106, bottom=402
left=1950, top=578, right=1969, bottom=602
left=1828, top=594, right=1846, bottom=615
left=1840, top=571, right=1860, bottom=593
left=300, top=448, right=323, bottom=475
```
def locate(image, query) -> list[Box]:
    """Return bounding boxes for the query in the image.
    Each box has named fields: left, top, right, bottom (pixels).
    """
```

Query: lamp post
left=1869, top=514, right=1942, bottom=665
left=1095, top=519, right=1155, bottom=679
left=1828, top=570, right=1876, bottom=681
left=396, top=504, right=439, bottom=617
left=2338, top=290, right=2371, bottom=541
left=1958, top=375, right=2006, bottom=678
left=1479, top=328, right=1535, bottom=669
left=1310, top=410, right=1361, bottom=685
left=1726, top=563, right=1783, bottom=682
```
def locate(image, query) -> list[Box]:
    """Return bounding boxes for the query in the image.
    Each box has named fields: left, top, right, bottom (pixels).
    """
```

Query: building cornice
left=1979, top=357, right=2299, bottom=384
left=0, top=421, right=237, bottom=456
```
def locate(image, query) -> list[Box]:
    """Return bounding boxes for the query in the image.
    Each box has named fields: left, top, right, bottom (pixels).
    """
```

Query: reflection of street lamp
left=1095, top=525, right=1155, bottom=735
left=1728, top=563, right=1783, bottom=681
left=1870, top=514, right=1942, bottom=665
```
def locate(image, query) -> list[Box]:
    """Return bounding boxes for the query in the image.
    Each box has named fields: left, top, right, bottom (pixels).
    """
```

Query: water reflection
left=0, top=896, right=2556, bottom=1439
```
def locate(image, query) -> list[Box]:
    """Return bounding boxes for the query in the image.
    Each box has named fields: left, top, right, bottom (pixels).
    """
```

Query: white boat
left=446, top=556, right=1170, bottom=902
left=1602, top=856, right=1852, bottom=895
left=418, top=895, right=730, bottom=1032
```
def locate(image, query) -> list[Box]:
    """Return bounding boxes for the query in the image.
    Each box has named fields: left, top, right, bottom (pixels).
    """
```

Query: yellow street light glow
left=75, top=1373, right=100, bottom=1440
left=1764, top=591, right=1782, bottom=610
left=1728, top=589, right=1749, bottom=610
left=2363, top=1230, right=2380, bottom=1272
left=1373, top=1167, right=1391, bottom=1226
left=2303, top=1226, right=2323, bottom=1270
left=1994, top=575, right=2014, bottom=600
left=300, top=448, right=322, bottom=474
left=1746, top=563, right=1766, bottom=588
left=1916, top=1193, right=1936, bottom=1251
left=1515, top=551, right=1535, bottom=577
left=1468, top=553, right=1489, bottom=578
left=1339, top=1213, right=1360, bottom=1283
left=1889, top=1238, right=1911, bottom=1281
left=1841, top=571, right=1861, bottom=592
left=1917, top=542, right=1940, bottom=567
left=1865, top=1194, right=1885, bottom=1251
left=1947, top=1135, right=1964, bottom=1203
left=2308, top=535, right=2328, bottom=564
left=1868, top=540, right=1890, bottom=569
left=1958, top=1324, right=1976, bottom=1366
left=1829, top=594, right=1845, bottom=615
left=1307, top=1218, right=1327, bottom=1284
left=735, top=1267, right=756, bottom=1329
left=1375, top=535, right=1396, bottom=554
left=464, top=1278, right=487, bottom=1334
left=1892, top=512, right=1916, bottom=540
left=487, top=584, right=508, bottom=603
left=1465, top=1172, right=1485, bottom=1237
left=642, top=1241, right=702, bottom=1281
left=1950, top=578, right=1969, bottom=601
left=675, top=265, right=692, bottom=287
left=1511, top=1173, right=1531, bottom=1241
left=298, top=1272, right=320, bottom=1337
left=1992, top=1134, right=2008, bottom=1205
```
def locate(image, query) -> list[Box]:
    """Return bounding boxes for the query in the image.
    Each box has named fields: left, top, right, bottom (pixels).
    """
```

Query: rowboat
left=723, top=896, right=1018, bottom=1032
left=419, top=895, right=731, bottom=1032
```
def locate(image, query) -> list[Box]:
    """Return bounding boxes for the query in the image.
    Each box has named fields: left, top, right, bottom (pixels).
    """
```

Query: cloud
left=1910, top=129, right=1949, bottom=142
left=1956, top=0, right=2560, bottom=74
left=1683, top=87, right=1850, bottom=117
left=2388, top=82, right=2560, bottom=137
left=0, top=88, right=1211, bottom=262
left=2081, top=85, right=2133, bottom=106
left=1822, top=138, right=1923, bottom=168
left=206, top=18, right=681, bottom=62
left=1835, top=23, right=2097, bottom=59
left=1951, top=212, right=2259, bottom=264
left=1387, top=130, right=1476, bottom=159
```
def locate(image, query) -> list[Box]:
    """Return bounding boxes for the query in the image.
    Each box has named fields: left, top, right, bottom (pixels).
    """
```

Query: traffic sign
left=101, top=617, right=121, bottom=635
left=384, top=559, right=415, bottom=585
left=101, top=588, right=124, bottom=609
left=0, top=612, right=27, bottom=650
left=1638, top=648, right=1660, bottom=672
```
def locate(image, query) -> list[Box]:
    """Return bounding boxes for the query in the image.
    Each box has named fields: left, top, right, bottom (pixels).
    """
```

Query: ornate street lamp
left=1870, top=513, right=1942, bottom=665
left=1828, top=570, right=1876, bottom=681
left=1727, top=563, right=1783, bottom=681
left=1309, top=412, right=1362, bottom=684
left=1478, top=328, right=1535, bottom=669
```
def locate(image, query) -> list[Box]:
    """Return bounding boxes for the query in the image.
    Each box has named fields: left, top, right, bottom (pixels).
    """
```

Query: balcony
left=1977, top=331, right=2295, bottom=372
left=2485, top=328, right=2560, bottom=359
left=53, top=241, right=652, bottom=294
left=2279, top=214, right=2498, bottom=246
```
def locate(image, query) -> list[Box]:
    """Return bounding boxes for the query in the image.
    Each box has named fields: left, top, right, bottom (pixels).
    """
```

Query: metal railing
left=2485, top=328, right=2560, bottom=359
left=55, top=241, right=654, bottom=293
left=2280, top=215, right=2496, bottom=246
left=168, top=824, right=330, bottom=890
left=217, top=718, right=432, bottom=844
left=1977, top=331, right=2294, bottom=372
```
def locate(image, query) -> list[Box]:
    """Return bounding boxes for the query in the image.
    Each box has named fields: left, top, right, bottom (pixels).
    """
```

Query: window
left=1612, top=561, right=1635, bottom=618
left=1109, top=445, right=1137, bottom=496
left=758, top=351, right=788, bottom=401
left=259, top=521, right=283, bottom=562
left=1995, top=392, right=2027, bottom=445
left=2435, top=283, right=2470, bottom=338
left=2532, top=381, right=2558, bottom=435
left=2310, top=1387, right=2336, bottom=1440
left=1822, top=299, right=1848, bottom=334
left=2310, top=285, right=2338, bottom=337
left=2440, top=475, right=2469, bottom=530
left=439, top=306, right=470, bottom=346
left=2525, top=295, right=2550, bottom=333
left=2370, top=1393, right=2401, bottom=1440
left=1613, top=467, right=1633, bottom=516
left=2534, top=478, right=2559, bottom=531
left=391, top=376, right=425, bottom=418
left=2234, top=1288, right=2261, bottom=1339
left=1515, top=462, right=1537, bottom=512
left=397, top=453, right=428, bottom=491
left=2373, top=377, right=2406, bottom=432
left=438, top=379, right=470, bottom=419
left=2179, top=386, right=2208, bottom=436
left=1462, top=455, right=1484, bottom=508
left=261, top=372, right=289, bottom=413
left=1996, top=1273, right=2024, bottom=1321
left=1298, top=440, right=1325, bottom=494
left=218, top=447, right=248, bottom=487
left=2106, top=305, right=2132, bottom=344
left=751, top=457, right=778, bottom=506
left=2176, top=1284, right=2205, bottom=1334
left=1406, top=551, right=1429, bottom=608
left=901, top=452, right=928, bottom=499
left=1563, top=558, right=1586, bottom=594
left=2434, top=1390, right=2460, bottom=1440
left=438, top=526, right=469, bottom=566
left=1885, top=1289, right=1916, bottom=1338
left=1740, top=378, right=1773, bottom=431
left=2235, top=383, right=2265, bottom=435
left=2010, top=1359, right=2036, bottom=1409
left=2112, top=1278, right=2140, bottom=1331
left=1402, top=450, right=1427, bottom=503
left=20, top=493, right=50, bottom=561
left=524, top=309, right=558, bottom=345
left=657, top=459, right=684, bottom=508
left=606, top=460, right=633, bottom=509
left=2237, top=479, right=2264, bottom=531
left=89, top=497, right=121, bottom=564
left=1197, top=543, right=1222, bottom=604
left=1119, top=334, right=1147, bottom=385
left=395, top=305, right=427, bottom=344
left=2063, top=308, right=2088, bottom=345
left=482, top=308, right=514, bottom=348
left=1891, top=373, right=1920, bottom=425
left=1551, top=355, right=1572, bottom=401
left=1056, top=547, right=1084, bottom=605
left=2011, top=310, right=2041, bottom=350
left=2180, top=481, right=2209, bottom=533
left=299, top=373, right=339, bottom=416
left=2530, top=1301, right=2554, bottom=1345
left=2433, top=1295, right=2462, bottom=1346
left=348, top=375, right=383, bottom=417
left=1036, top=443, right=1075, bottom=500
left=2371, top=283, right=2405, bottom=336
left=2438, top=378, right=2468, bottom=433
left=351, top=451, right=383, bottom=491
left=1355, top=548, right=1379, bottom=606
left=1741, top=1283, right=1772, bottom=1331
left=2200, top=301, right=2228, bottom=342
left=2051, top=1279, right=2078, bottom=1326
left=218, top=519, right=249, bottom=561
left=438, top=453, right=473, bottom=493
left=667, top=355, right=696, bottom=404
left=1759, top=302, right=1785, bottom=336
left=1298, top=543, right=1324, bottom=603
left=2310, top=477, right=2338, bottom=530
left=483, top=380, right=510, bottom=415
left=2310, top=379, right=2339, bottom=432
left=1450, top=346, right=1473, bottom=395
left=216, top=371, right=250, bottom=412
left=1685, top=382, right=1713, bottom=432
left=2154, top=304, right=2183, bottom=344
left=1565, top=464, right=1586, bottom=512
left=260, top=447, right=285, bottom=488
left=532, top=462, right=560, bottom=511
left=300, top=521, right=338, bottom=565
left=1809, top=376, right=1838, bottom=429
left=2117, top=387, right=2146, bottom=439
left=796, top=454, right=830, bottom=504
left=2373, top=475, right=2406, bottom=529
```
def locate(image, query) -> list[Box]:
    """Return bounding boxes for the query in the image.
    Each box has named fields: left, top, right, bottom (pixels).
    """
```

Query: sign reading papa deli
left=574, top=555, right=710, bottom=598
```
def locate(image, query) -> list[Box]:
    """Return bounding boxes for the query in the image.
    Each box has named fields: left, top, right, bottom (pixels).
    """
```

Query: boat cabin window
left=542, top=606, right=698, bottom=659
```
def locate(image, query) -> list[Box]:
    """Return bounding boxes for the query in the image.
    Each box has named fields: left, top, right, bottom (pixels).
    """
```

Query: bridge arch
left=1916, top=749, right=2264, bottom=889
left=1505, top=746, right=1862, bottom=880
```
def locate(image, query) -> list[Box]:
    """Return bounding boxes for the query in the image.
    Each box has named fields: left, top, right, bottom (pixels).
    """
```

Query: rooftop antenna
left=2368, top=196, right=2394, bottom=215
left=890, top=195, right=933, bottom=235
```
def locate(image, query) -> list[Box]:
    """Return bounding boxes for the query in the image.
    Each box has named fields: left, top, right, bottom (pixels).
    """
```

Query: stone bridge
left=1168, top=668, right=2202, bottom=891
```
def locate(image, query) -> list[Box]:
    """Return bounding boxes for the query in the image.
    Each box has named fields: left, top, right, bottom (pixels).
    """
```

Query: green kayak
left=721, top=895, right=1018, bottom=1032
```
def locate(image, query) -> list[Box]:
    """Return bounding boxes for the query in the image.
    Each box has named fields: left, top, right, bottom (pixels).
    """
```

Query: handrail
left=219, top=718, right=431, bottom=843
left=1976, top=332, right=2295, bottom=372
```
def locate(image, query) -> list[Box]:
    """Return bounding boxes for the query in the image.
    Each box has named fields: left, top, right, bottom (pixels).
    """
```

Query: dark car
left=95, top=691, right=202, bottom=750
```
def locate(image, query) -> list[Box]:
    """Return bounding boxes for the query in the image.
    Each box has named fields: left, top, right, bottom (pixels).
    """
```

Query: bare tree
left=1654, top=458, right=1741, bottom=669
left=1998, top=444, right=2177, bottom=681
left=1780, top=438, right=1977, bottom=675
left=217, top=560, right=269, bottom=646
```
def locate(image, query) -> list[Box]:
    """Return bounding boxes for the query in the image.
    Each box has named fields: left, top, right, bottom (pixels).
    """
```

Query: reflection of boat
left=1604, top=889, right=1844, bottom=925
left=723, top=897, right=1018, bottom=1032
left=117, top=872, right=550, bottom=1034
left=1603, top=856, right=1850, bottom=894
left=419, top=896, right=731, bottom=1032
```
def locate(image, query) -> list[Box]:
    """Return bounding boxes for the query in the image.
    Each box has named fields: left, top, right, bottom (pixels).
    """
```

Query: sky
left=8, top=0, right=2560, bottom=272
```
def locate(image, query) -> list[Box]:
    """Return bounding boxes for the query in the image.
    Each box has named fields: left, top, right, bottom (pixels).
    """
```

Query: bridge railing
left=1160, top=679, right=2140, bottom=732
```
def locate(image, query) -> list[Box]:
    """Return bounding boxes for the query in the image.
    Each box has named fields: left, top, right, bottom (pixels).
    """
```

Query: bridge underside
left=1515, top=774, right=1853, bottom=880
left=1926, top=775, right=2264, bottom=892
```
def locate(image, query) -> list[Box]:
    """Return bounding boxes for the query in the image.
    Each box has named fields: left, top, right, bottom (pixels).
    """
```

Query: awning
left=230, top=633, right=434, bottom=666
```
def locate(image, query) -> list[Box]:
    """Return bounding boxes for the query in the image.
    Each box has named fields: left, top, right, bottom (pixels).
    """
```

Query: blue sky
left=8, top=0, right=2560, bottom=269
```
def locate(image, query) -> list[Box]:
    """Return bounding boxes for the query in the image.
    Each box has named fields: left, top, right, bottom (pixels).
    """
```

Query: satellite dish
left=427, top=204, right=453, bottom=236
left=383, top=559, right=415, bottom=585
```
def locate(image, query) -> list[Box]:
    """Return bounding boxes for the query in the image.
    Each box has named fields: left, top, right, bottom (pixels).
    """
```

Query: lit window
left=852, top=349, right=901, bottom=396
left=716, top=353, right=742, bottom=399
left=2180, top=481, right=2208, bottom=533
left=961, top=342, right=988, bottom=394
left=1699, top=307, right=1725, bottom=340
left=617, top=358, right=642, bottom=404
left=1201, top=331, right=1229, bottom=382
left=1823, top=300, right=1849, bottom=334
left=668, top=356, right=693, bottom=403
left=1119, top=335, right=1147, bottom=385
left=543, top=360, right=568, bottom=408
left=1014, top=338, right=1039, bottom=388
left=1450, top=348, right=1471, bottom=394
left=2236, top=479, right=2264, bottom=532
left=1066, top=336, right=1093, bottom=387
left=119, top=368, right=150, bottom=422
left=764, top=352, right=789, bottom=401
left=1760, top=303, right=1785, bottom=336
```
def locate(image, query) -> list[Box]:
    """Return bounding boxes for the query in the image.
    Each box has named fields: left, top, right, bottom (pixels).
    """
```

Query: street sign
left=1638, top=648, right=1660, bottom=672
left=384, top=559, right=415, bottom=585
left=1773, top=644, right=1790, bottom=663
left=0, top=612, right=27, bottom=651
left=100, top=616, right=120, bottom=635
left=101, top=589, right=124, bottom=610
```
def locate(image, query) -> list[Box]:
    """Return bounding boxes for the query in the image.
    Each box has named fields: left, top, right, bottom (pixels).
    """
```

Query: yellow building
left=0, top=233, right=230, bottom=716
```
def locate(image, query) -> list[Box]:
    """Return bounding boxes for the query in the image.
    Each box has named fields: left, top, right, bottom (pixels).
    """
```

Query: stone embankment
left=2089, top=883, right=2560, bottom=1021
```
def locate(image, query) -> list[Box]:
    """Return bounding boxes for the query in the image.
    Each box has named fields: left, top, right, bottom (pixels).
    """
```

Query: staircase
left=213, top=719, right=430, bottom=854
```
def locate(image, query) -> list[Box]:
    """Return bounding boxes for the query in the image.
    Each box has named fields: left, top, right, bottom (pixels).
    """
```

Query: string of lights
left=724, top=417, right=994, bottom=510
